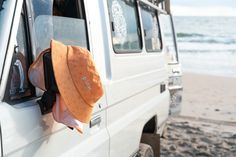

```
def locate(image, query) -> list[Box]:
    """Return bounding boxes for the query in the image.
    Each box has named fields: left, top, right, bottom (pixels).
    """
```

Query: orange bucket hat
left=51, top=40, right=104, bottom=123
left=29, top=48, right=85, bottom=132
left=28, top=40, right=104, bottom=131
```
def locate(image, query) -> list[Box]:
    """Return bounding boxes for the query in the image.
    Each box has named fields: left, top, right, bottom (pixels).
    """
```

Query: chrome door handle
left=90, top=116, right=101, bottom=128
left=14, top=59, right=25, bottom=93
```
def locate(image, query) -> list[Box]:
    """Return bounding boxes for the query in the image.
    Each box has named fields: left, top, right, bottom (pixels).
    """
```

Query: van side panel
left=0, top=0, right=17, bottom=75
left=0, top=0, right=171, bottom=156
left=106, top=53, right=170, bottom=156
left=106, top=54, right=168, bottom=105
left=107, top=88, right=169, bottom=156
left=0, top=100, right=109, bottom=157
left=91, top=0, right=171, bottom=156
left=0, top=0, right=110, bottom=156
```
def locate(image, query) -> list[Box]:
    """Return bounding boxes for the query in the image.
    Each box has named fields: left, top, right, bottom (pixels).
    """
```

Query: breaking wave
left=177, top=33, right=205, bottom=38
left=177, top=32, right=236, bottom=45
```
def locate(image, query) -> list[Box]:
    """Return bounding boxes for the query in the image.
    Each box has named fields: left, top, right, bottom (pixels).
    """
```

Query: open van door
left=0, top=0, right=109, bottom=156
left=159, top=2, right=183, bottom=115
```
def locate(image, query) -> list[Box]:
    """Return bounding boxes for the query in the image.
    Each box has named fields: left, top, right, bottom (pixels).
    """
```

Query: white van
left=159, top=0, right=183, bottom=115
left=0, top=0, right=180, bottom=156
left=159, top=2, right=183, bottom=115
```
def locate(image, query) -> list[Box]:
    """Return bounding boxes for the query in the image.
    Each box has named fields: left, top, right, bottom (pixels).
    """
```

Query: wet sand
left=161, top=73, right=236, bottom=157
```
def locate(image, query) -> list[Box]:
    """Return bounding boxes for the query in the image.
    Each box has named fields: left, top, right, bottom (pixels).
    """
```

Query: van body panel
left=0, top=0, right=23, bottom=100
left=107, top=89, right=169, bottom=156
left=0, top=99, right=109, bottom=157
left=0, top=0, right=17, bottom=76
left=106, top=39, right=168, bottom=106
left=86, top=1, right=170, bottom=156
left=0, top=0, right=176, bottom=156
left=168, top=63, right=183, bottom=115
left=84, top=0, right=112, bottom=80
left=106, top=67, right=167, bottom=106
left=0, top=0, right=110, bottom=156
left=106, top=28, right=169, bottom=157
left=159, top=13, right=183, bottom=115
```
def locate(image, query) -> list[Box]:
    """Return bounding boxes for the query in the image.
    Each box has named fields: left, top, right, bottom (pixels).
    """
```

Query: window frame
left=107, top=0, right=143, bottom=54
left=3, top=0, right=91, bottom=104
left=3, top=2, right=35, bottom=104
left=139, top=1, right=163, bottom=53
left=0, top=0, right=18, bottom=84
left=160, top=14, right=179, bottom=63
left=169, top=15, right=179, bottom=63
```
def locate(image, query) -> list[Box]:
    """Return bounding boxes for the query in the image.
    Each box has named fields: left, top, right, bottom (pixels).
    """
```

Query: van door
left=106, top=0, right=170, bottom=156
left=0, top=0, right=109, bottom=156
left=159, top=14, right=183, bottom=115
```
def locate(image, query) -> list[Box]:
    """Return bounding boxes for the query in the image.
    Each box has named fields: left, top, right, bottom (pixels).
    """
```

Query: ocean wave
left=177, top=33, right=205, bottom=38
left=177, top=32, right=236, bottom=44
left=177, top=35, right=236, bottom=45
left=179, top=49, right=236, bottom=53
left=179, top=39, right=236, bottom=44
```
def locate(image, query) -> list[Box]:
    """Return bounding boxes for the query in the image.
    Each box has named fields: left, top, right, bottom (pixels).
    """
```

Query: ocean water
left=173, top=16, right=236, bottom=78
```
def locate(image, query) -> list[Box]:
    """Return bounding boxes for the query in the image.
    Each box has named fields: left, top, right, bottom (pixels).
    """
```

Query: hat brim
left=51, top=40, right=93, bottom=123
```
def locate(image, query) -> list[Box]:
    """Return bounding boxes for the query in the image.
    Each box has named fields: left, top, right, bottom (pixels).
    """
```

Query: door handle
left=160, top=83, right=166, bottom=93
left=90, top=116, right=101, bottom=128
left=14, top=59, right=25, bottom=93
left=172, top=70, right=180, bottom=74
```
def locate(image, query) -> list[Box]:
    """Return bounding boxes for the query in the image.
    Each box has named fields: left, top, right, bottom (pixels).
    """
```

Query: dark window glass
left=6, top=14, right=34, bottom=101
left=140, top=2, right=162, bottom=52
left=108, top=0, right=141, bottom=53
left=159, top=15, right=178, bottom=62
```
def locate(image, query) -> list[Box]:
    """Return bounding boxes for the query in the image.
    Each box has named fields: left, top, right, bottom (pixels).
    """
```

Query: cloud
left=171, top=5, right=236, bottom=16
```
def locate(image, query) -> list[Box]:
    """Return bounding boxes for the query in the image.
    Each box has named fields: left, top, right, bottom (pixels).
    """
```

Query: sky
left=171, top=0, right=236, bottom=16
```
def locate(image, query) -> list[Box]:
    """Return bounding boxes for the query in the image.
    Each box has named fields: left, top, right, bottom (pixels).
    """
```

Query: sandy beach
left=161, top=73, right=236, bottom=156
left=181, top=73, right=236, bottom=122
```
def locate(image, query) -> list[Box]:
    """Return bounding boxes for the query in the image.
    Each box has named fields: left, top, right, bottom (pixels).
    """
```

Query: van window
left=31, top=0, right=88, bottom=56
left=159, top=15, right=178, bottom=62
left=5, top=11, right=34, bottom=101
left=140, top=2, right=162, bottom=52
left=108, top=0, right=142, bottom=53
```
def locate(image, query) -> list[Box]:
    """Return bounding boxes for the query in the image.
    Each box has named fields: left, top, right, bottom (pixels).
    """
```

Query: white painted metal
left=102, top=0, right=170, bottom=156
left=159, top=13, right=183, bottom=115
left=0, top=122, right=2, bottom=156
left=0, top=1, right=23, bottom=101
left=0, top=99, right=109, bottom=157
left=0, top=0, right=172, bottom=156
left=0, top=0, right=109, bottom=156
left=138, top=0, right=167, bottom=14
left=0, top=0, right=17, bottom=80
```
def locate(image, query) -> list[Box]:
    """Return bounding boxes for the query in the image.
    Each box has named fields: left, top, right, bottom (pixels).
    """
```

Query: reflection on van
left=0, top=0, right=182, bottom=156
